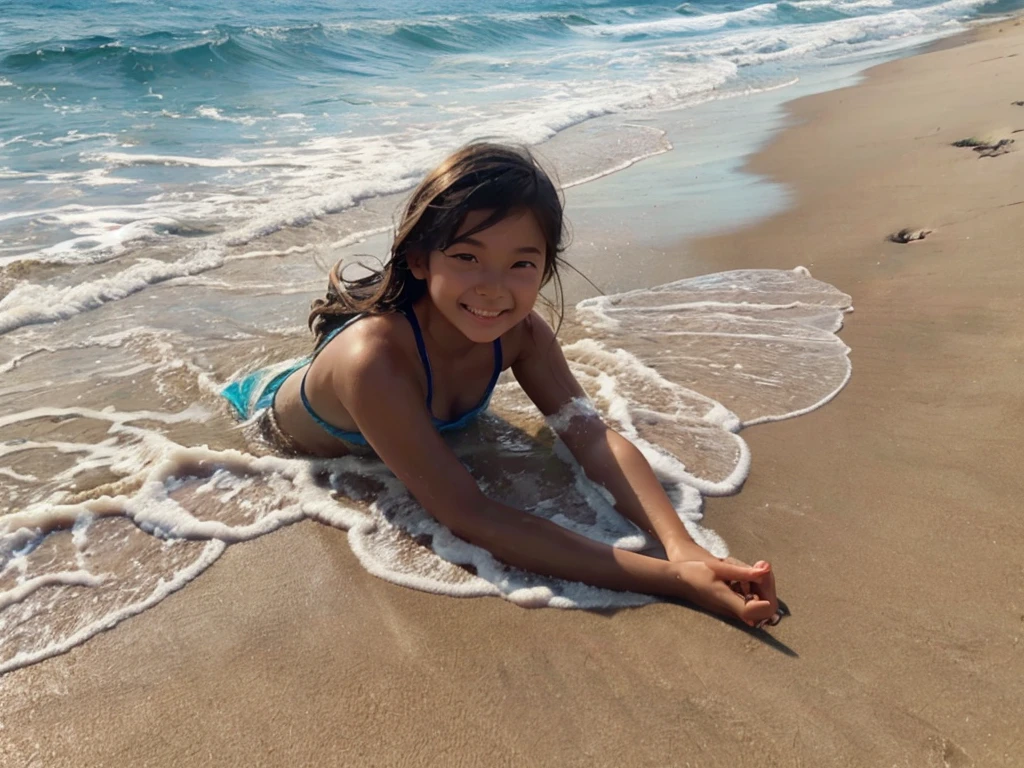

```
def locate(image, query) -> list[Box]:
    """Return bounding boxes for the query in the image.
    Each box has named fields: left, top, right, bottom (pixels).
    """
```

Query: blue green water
left=1, top=0, right=1019, bottom=275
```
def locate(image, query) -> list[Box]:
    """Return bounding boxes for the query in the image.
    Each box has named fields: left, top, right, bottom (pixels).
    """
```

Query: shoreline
left=549, top=21, right=1001, bottom=304
left=3, top=18, right=1024, bottom=768
left=316, top=27, right=982, bottom=309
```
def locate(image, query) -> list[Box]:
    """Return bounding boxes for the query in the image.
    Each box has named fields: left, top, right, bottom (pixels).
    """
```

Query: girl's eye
left=513, top=260, right=538, bottom=269
left=448, top=252, right=477, bottom=263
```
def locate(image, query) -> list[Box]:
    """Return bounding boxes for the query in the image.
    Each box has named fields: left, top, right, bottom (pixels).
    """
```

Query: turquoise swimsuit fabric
left=222, top=308, right=503, bottom=447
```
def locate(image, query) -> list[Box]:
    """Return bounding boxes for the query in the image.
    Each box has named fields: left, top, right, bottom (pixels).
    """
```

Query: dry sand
left=2, top=20, right=1023, bottom=768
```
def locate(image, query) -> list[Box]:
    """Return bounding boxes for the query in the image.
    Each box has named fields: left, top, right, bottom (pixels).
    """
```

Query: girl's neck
left=410, top=296, right=482, bottom=360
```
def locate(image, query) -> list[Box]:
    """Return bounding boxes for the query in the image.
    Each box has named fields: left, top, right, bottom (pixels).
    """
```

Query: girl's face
left=410, top=208, right=547, bottom=343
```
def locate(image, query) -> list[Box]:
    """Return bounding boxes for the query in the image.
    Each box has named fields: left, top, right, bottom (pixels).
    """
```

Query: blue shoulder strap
left=299, top=307, right=502, bottom=439
left=400, top=306, right=433, bottom=410
left=486, top=336, right=503, bottom=394
left=402, top=306, right=504, bottom=422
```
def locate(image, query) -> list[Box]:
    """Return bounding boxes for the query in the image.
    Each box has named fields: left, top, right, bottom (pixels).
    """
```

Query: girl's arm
left=511, top=312, right=779, bottom=609
left=335, top=323, right=775, bottom=625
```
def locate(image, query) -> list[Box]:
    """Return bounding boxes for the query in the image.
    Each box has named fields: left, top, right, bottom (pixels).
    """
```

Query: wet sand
left=2, top=19, right=1023, bottom=768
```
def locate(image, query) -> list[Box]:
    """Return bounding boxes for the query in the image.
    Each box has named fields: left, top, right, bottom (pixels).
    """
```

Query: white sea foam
left=0, top=250, right=225, bottom=334
left=28, top=131, right=117, bottom=148
left=598, top=0, right=978, bottom=44
left=0, top=468, right=38, bottom=483
left=584, top=2, right=780, bottom=37
left=0, top=434, right=647, bottom=674
left=0, top=134, right=35, bottom=150
left=84, top=151, right=310, bottom=169
left=33, top=168, right=138, bottom=188
left=0, top=347, right=52, bottom=374
left=0, top=403, right=209, bottom=432
left=0, top=267, right=851, bottom=675
left=0, top=570, right=108, bottom=612
left=562, top=134, right=674, bottom=189
left=0, top=168, right=45, bottom=180
left=0, top=534, right=225, bottom=675
left=195, top=106, right=260, bottom=126
left=227, top=244, right=314, bottom=261
left=665, top=0, right=986, bottom=68
left=0, top=204, right=195, bottom=269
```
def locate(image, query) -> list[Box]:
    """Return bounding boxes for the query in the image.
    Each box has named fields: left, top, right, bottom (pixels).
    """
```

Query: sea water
left=0, top=0, right=1014, bottom=674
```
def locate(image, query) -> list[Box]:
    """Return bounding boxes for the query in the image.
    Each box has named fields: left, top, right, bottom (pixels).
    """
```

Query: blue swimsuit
left=222, top=307, right=503, bottom=447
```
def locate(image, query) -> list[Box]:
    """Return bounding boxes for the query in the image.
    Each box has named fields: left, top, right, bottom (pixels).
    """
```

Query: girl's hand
left=722, top=556, right=779, bottom=619
left=670, top=555, right=781, bottom=628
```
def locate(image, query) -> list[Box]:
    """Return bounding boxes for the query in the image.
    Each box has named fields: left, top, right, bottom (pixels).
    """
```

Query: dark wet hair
left=308, top=142, right=567, bottom=347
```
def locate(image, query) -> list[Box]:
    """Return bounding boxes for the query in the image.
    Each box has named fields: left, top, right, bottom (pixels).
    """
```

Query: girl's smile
left=461, top=304, right=508, bottom=321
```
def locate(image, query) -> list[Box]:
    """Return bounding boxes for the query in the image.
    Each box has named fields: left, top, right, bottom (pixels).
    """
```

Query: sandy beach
left=2, top=18, right=1023, bottom=768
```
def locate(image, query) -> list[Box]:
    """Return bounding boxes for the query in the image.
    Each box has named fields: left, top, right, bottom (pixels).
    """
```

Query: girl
left=224, top=142, right=780, bottom=627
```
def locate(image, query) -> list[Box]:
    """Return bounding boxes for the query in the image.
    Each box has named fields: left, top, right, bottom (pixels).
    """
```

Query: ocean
left=0, top=0, right=1014, bottom=674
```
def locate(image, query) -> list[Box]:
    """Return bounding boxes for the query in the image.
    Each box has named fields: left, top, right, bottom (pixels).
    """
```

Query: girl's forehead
left=453, top=208, right=544, bottom=243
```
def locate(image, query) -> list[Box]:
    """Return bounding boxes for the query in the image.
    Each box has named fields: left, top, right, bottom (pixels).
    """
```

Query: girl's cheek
left=429, top=272, right=464, bottom=293
left=509, top=270, right=542, bottom=289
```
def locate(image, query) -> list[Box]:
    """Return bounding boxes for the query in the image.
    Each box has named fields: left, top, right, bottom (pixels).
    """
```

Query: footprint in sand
left=936, top=737, right=971, bottom=768
left=889, top=228, right=932, bottom=243
left=952, top=137, right=1015, bottom=157
left=974, top=139, right=1014, bottom=157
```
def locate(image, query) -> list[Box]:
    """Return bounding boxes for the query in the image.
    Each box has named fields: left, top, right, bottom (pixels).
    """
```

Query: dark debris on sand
left=889, top=228, right=932, bottom=244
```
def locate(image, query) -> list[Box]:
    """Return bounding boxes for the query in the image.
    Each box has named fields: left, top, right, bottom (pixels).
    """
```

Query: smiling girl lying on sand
left=224, top=142, right=781, bottom=627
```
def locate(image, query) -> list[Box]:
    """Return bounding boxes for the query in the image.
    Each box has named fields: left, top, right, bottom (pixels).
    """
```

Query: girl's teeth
left=466, top=306, right=500, bottom=318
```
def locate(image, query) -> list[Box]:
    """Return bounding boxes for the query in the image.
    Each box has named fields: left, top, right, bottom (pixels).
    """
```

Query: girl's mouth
left=461, top=303, right=507, bottom=321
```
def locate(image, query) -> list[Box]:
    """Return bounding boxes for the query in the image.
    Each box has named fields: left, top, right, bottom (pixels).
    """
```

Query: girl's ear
left=407, top=247, right=430, bottom=280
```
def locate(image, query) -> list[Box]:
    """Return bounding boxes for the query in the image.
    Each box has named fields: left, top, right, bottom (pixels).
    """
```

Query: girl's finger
left=737, top=596, right=776, bottom=626
left=708, top=559, right=771, bottom=585
left=726, top=558, right=779, bottom=613
left=710, top=581, right=775, bottom=626
left=749, top=565, right=779, bottom=612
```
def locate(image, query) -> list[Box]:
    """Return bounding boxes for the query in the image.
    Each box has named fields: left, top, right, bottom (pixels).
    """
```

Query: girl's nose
left=475, top=271, right=503, bottom=296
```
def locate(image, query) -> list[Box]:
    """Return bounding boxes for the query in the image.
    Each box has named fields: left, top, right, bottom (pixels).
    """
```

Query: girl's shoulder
left=318, top=309, right=556, bottom=372
left=502, top=310, right=557, bottom=366
left=316, top=311, right=420, bottom=374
